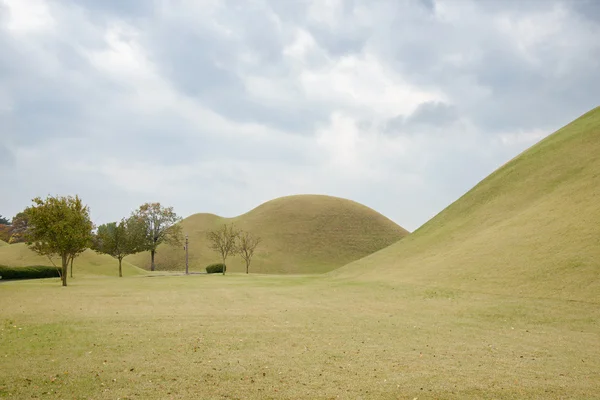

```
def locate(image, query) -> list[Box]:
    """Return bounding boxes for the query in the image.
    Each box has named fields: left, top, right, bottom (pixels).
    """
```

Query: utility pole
left=185, top=234, right=189, bottom=275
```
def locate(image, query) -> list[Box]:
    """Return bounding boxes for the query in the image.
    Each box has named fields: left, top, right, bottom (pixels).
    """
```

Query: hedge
left=0, top=265, right=60, bottom=280
left=206, top=263, right=226, bottom=274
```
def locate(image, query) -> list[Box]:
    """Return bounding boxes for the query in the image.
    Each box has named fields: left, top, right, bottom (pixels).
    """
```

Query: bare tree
left=236, top=231, right=261, bottom=274
left=132, top=203, right=182, bottom=271
left=206, top=223, right=239, bottom=275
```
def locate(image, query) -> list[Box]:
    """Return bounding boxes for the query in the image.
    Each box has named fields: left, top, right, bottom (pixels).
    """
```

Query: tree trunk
left=151, top=250, right=156, bottom=271
left=118, top=257, right=123, bottom=278
left=222, top=257, right=226, bottom=276
left=70, top=257, right=74, bottom=278
left=246, top=261, right=249, bottom=274
left=61, top=254, right=68, bottom=287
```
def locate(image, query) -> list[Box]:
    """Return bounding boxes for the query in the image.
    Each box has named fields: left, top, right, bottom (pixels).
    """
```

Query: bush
left=206, top=263, right=226, bottom=274
left=0, top=265, right=60, bottom=280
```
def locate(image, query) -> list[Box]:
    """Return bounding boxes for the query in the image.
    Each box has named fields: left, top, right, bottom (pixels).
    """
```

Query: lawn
left=1, top=274, right=598, bottom=399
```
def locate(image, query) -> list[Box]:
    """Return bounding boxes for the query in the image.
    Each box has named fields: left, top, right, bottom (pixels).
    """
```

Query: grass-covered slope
left=333, top=107, right=600, bottom=302
left=0, top=243, right=146, bottom=277
left=127, top=195, right=408, bottom=274
left=0, top=239, right=7, bottom=247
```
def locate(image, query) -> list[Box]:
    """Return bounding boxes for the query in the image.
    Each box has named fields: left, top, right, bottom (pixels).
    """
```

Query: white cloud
left=84, top=23, right=153, bottom=82
left=2, top=0, right=55, bottom=35
left=299, top=52, right=445, bottom=118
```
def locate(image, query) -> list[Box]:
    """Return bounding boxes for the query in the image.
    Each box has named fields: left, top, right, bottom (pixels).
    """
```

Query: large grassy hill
left=333, top=107, right=600, bottom=302
left=127, top=194, right=408, bottom=274
left=0, top=243, right=146, bottom=277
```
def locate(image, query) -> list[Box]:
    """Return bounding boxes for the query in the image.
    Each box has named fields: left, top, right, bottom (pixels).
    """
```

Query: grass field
left=127, top=195, right=408, bottom=274
left=1, top=274, right=598, bottom=399
left=0, top=240, right=7, bottom=247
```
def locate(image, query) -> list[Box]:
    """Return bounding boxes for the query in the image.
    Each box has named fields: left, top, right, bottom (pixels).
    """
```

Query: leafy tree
left=93, top=217, right=145, bottom=277
left=9, top=212, right=29, bottom=243
left=0, top=215, right=9, bottom=225
left=24, top=195, right=93, bottom=286
left=236, top=231, right=261, bottom=274
left=0, top=224, right=10, bottom=242
left=132, top=203, right=182, bottom=271
left=207, top=223, right=239, bottom=275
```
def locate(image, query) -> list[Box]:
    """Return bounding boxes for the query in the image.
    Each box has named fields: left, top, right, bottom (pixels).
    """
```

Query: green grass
left=0, top=275, right=598, bottom=399
left=0, top=243, right=146, bottom=278
left=333, top=106, right=600, bottom=302
left=127, top=195, right=408, bottom=274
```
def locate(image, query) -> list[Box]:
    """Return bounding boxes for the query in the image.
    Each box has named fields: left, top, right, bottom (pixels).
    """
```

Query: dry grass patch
left=1, top=275, right=598, bottom=399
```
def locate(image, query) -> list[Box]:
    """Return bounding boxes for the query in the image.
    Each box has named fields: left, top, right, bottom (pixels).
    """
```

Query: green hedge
left=0, top=265, right=60, bottom=280
left=206, top=263, right=226, bottom=274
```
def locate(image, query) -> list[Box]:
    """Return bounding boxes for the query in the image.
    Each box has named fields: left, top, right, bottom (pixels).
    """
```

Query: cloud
left=1, top=0, right=599, bottom=231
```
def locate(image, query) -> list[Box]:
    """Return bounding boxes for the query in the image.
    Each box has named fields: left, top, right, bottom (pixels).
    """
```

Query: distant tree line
left=0, top=212, right=29, bottom=244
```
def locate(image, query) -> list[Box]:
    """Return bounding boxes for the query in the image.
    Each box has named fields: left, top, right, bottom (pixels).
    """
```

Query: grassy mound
left=0, top=243, right=146, bottom=277
left=333, top=106, right=600, bottom=302
left=127, top=194, right=408, bottom=274
left=0, top=239, right=7, bottom=247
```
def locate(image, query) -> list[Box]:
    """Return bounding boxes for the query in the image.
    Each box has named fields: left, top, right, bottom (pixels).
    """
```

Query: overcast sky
left=1, top=0, right=599, bottom=231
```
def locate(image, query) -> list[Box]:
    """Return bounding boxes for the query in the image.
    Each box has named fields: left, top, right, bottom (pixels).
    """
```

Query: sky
left=1, top=0, right=599, bottom=231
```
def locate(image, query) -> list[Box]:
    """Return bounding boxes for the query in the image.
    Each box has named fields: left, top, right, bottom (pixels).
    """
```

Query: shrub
left=206, top=263, right=226, bottom=274
left=0, top=265, right=60, bottom=280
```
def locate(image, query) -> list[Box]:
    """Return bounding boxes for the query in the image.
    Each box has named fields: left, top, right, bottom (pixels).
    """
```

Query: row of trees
left=94, top=203, right=182, bottom=276
left=207, top=224, right=261, bottom=275
left=9, top=195, right=263, bottom=286
left=16, top=195, right=182, bottom=286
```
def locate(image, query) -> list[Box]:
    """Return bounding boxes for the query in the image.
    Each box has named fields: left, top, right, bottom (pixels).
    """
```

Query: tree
left=24, top=195, right=93, bottom=287
left=236, top=231, right=261, bottom=274
left=0, top=224, right=10, bottom=242
left=132, top=203, right=182, bottom=271
left=9, top=212, right=29, bottom=243
left=0, top=215, right=9, bottom=225
left=69, top=248, right=87, bottom=278
left=93, top=217, right=145, bottom=277
left=207, top=223, right=239, bottom=275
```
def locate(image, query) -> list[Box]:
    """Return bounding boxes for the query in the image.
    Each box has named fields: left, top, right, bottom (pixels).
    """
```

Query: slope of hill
left=332, top=107, right=600, bottom=302
left=0, top=243, right=146, bottom=277
left=127, top=195, right=409, bottom=274
left=0, top=239, right=7, bottom=247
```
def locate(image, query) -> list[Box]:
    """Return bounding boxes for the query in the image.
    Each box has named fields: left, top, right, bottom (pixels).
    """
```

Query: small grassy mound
left=127, top=195, right=409, bottom=274
left=0, top=239, right=8, bottom=247
left=0, top=243, right=147, bottom=277
left=333, top=106, right=600, bottom=302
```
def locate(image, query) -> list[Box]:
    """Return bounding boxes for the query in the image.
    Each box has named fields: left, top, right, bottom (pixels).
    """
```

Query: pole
left=185, top=234, right=189, bottom=275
